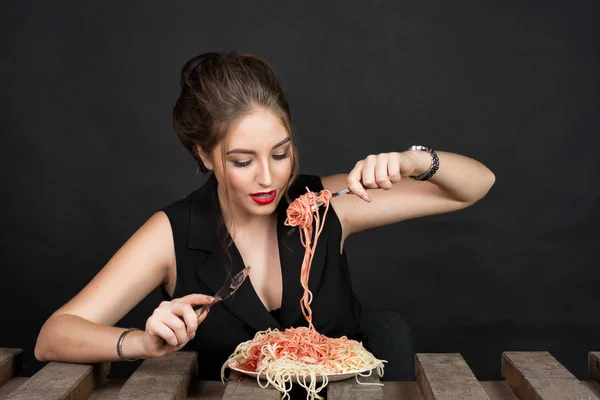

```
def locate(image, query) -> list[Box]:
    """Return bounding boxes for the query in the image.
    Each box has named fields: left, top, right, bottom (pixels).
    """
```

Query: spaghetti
left=221, top=188, right=385, bottom=400
left=284, top=188, right=332, bottom=330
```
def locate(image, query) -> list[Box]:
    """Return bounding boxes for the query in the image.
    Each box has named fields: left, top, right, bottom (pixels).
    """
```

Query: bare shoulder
left=125, top=211, right=174, bottom=257
left=52, top=211, right=176, bottom=326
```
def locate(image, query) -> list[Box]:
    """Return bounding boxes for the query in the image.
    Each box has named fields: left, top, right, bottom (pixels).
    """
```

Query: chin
left=250, top=202, right=279, bottom=215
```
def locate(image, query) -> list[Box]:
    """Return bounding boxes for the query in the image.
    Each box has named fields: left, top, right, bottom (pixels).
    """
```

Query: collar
left=187, top=173, right=293, bottom=251
left=188, top=173, right=220, bottom=251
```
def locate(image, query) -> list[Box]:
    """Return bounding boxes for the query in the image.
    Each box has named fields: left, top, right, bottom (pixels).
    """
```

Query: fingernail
left=361, top=195, right=371, bottom=202
left=207, top=296, right=215, bottom=302
left=189, top=332, right=195, bottom=340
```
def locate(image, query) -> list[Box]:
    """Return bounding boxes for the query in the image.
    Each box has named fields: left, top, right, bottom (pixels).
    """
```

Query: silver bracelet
left=408, top=145, right=439, bottom=181
left=117, top=328, right=139, bottom=362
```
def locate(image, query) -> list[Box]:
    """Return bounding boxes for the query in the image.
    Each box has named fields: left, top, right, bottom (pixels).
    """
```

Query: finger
left=387, top=154, right=402, bottom=183
left=347, top=162, right=370, bottom=202
left=162, top=313, right=189, bottom=346
left=170, top=303, right=198, bottom=338
left=148, top=320, right=180, bottom=347
left=197, top=307, right=210, bottom=324
left=173, top=293, right=216, bottom=306
left=375, top=154, right=393, bottom=189
left=361, top=155, right=378, bottom=189
left=194, top=304, right=212, bottom=318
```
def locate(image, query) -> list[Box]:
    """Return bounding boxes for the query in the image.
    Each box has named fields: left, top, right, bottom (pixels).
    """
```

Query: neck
left=217, top=190, right=278, bottom=242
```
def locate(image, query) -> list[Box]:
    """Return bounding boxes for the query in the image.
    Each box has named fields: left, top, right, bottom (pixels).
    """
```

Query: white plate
left=228, top=362, right=375, bottom=383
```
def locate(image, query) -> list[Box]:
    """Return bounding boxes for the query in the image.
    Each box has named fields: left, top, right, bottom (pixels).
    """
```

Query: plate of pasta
left=228, top=361, right=377, bottom=383
left=221, top=326, right=386, bottom=398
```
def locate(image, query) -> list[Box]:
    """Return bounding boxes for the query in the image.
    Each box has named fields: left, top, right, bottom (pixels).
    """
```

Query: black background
left=1, top=0, right=599, bottom=381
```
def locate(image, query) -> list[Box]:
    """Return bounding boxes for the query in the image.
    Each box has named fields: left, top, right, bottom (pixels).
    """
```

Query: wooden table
left=1, top=348, right=599, bottom=399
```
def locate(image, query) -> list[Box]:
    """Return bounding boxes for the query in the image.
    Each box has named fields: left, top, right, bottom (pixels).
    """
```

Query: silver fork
left=315, top=187, right=351, bottom=206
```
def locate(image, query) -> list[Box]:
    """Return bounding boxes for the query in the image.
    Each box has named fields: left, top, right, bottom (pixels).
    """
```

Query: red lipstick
left=250, top=190, right=277, bottom=205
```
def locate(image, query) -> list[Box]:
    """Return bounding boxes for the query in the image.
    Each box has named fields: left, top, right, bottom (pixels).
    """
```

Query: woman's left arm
left=322, top=149, right=496, bottom=239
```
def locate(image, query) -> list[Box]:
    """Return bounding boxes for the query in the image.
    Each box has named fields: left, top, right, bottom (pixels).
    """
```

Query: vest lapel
left=188, top=174, right=281, bottom=332
left=194, top=249, right=281, bottom=332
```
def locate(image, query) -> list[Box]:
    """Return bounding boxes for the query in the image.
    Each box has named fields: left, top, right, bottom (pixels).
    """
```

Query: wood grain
left=327, top=371, right=384, bottom=400
left=590, top=352, right=600, bottom=384
left=416, top=353, right=491, bottom=400
left=115, top=352, right=197, bottom=400
left=6, top=361, right=109, bottom=400
left=0, top=348, right=23, bottom=388
left=221, top=371, right=280, bottom=400
left=502, top=351, right=599, bottom=400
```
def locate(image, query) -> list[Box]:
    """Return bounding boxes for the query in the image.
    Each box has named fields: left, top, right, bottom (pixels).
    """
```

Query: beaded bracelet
left=117, top=328, right=139, bottom=362
left=408, top=145, right=439, bottom=181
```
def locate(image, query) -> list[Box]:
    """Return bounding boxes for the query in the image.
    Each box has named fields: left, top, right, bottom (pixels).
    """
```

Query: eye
left=233, top=160, right=252, bottom=167
left=272, top=152, right=290, bottom=160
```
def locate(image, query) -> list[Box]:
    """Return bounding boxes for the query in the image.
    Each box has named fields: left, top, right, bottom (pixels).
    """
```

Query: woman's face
left=208, top=108, right=293, bottom=218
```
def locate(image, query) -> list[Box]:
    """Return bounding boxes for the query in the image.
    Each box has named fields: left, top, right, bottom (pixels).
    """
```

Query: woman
left=35, top=52, right=495, bottom=381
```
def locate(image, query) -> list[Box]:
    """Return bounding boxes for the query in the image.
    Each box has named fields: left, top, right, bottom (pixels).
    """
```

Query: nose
left=256, top=159, right=273, bottom=188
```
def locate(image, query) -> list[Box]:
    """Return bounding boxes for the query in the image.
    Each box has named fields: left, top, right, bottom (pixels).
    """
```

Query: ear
left=195, top=145, right=213, bottom=170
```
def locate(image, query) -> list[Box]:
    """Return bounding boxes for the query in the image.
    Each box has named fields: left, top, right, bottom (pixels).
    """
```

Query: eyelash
left=232, top=152, right=290, bottom=168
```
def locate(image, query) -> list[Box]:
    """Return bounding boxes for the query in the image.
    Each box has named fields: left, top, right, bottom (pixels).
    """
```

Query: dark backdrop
left=2, top=0, right=599, bottom=381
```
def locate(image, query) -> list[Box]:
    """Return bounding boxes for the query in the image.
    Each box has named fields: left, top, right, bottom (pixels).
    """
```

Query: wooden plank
left=591, top=352, right=600, bottom=383
left=54, top=379, right=541, bottom=400
left=480, top=382, right=519, bottom=400
left=221, top=371, right=280, bottom=400
left=90, top=381, right=526, bottom=400
left=90, top=380, right=228, bottom=400
left=502, top=351, right=600, bottom=400
left=115, top=352, right=197, bottom=400
left=583, top=381, right=600, bottom=399
left=383, top=381, right=519, bottom=400
left=0, top=377, right=28, bottom=398
left=187, top=380, right=225, bottom=400
left=382, top=381, right=424, bottom=400
left=327, top=372, right=384, bottom=400
left=0, top=348, right=24, bottom=387
left=88, top=379, right=126, bottom=400
left=6, top=361, right=110, bottom=400
left=415, top=353, right=491, bottom=400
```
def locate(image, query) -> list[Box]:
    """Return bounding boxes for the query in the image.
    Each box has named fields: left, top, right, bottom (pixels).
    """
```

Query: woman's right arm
left=35, top=211, right=213, bottom=363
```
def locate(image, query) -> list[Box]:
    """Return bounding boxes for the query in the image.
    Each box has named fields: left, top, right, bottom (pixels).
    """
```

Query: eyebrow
left=225, top=137, right=291, bottom=155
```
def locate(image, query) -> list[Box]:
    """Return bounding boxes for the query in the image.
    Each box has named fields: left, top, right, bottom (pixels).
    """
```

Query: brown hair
left=173, top=51, right=299, bottom=180
left=172, top=52, right=299, bottom=266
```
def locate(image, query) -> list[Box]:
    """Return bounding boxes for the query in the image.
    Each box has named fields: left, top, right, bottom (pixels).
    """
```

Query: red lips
left=250, top=190, right=277, bottom=205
